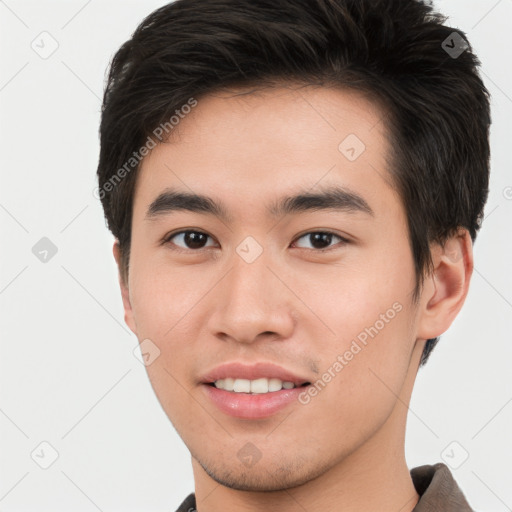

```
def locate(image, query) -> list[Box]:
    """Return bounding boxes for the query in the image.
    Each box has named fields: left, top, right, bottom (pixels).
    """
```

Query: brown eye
left=164, top=230, right=216, bottom=250
left=293, top=231, right=348, bottom=251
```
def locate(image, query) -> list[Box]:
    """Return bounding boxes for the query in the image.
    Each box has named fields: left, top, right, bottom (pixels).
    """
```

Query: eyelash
left=161, top=229, right=350, bottom=253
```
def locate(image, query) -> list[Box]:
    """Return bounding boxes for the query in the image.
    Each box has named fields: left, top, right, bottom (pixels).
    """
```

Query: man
left=96, top=0, right=490, bottom=510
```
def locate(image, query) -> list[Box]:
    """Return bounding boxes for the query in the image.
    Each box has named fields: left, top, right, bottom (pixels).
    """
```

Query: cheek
left=299, top=238, right=414, bottom=342
left=296, top=252, right=416, bottom=433
left=128, top=255, right=213, bottom=389
left=128, top=260, right=204, bottom=424
left=295, top=301, right=415, bottom=452
left=129, top=252, right=200, bottom=337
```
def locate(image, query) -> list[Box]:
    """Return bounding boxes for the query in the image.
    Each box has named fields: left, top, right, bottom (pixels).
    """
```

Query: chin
left=195, top=451, right=326, bottom=492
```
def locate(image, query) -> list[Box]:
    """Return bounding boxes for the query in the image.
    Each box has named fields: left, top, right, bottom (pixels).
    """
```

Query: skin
left=113, top=84, right=473, bottom=512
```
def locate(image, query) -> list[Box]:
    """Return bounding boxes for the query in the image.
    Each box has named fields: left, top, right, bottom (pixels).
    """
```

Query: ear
left=416, top=229, right=473, bottom=340
left=113, top=240, right=138, bottom=335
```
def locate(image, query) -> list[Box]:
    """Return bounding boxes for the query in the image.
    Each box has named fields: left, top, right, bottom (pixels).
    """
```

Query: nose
left=207, top=246, right=297, bottom=345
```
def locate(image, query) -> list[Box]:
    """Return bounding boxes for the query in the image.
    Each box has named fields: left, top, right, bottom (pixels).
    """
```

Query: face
left=119, top=85, right=426, bottom=491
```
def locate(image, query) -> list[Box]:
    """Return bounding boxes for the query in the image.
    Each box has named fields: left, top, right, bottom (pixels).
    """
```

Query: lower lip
left=201, top=384, right=309, bottom=419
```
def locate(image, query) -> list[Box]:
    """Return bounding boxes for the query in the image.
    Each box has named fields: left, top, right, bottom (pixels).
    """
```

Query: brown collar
left=411, top=462, right=474, bottom=511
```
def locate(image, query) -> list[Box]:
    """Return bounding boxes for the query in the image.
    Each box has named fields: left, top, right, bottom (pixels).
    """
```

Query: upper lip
left=200, top=362, right=311, bottom=386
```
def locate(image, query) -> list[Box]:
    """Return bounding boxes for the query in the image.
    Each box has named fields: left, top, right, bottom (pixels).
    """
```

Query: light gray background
left=1, top=1, right=511, bottom=510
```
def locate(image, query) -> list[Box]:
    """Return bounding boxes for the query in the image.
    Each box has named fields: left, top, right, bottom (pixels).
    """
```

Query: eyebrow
left=145, top=185, right=374, bottom=222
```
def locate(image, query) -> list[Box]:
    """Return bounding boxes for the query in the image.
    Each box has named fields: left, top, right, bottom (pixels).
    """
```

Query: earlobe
left=416, top=229, right=473, bottom=340
left=112, top=240, right=138, bottom=335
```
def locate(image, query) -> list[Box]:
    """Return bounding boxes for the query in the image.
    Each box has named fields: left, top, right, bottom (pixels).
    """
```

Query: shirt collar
left=411, top=462, right=474, bottom=511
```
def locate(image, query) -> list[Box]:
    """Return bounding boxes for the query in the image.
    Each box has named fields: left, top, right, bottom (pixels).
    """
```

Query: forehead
left=134, top=84, right=398, bottom=223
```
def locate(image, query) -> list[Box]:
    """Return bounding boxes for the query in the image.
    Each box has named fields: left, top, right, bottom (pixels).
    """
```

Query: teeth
left=213, top=377, right=297, bottom=394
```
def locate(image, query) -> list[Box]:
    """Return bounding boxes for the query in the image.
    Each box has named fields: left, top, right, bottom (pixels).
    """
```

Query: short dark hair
left=96, top=0, right=491, bottom=366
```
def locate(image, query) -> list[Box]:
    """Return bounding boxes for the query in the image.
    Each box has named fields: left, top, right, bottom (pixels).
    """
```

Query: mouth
left=202, top=379, right=313, bottom=419
left=199, top=362, right=313, bottom=418
left=205, top=378, right=311, bottom=394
